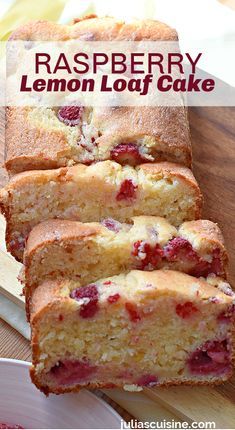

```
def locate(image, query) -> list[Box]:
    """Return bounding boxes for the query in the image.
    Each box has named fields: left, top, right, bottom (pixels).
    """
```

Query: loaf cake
left=0, top=161, right=202, bottom=262
left=23, top=217, right=228, bottom=318
left=6, top=16, right=191, bottom=174
left=30, top=270, right=235, bottom=394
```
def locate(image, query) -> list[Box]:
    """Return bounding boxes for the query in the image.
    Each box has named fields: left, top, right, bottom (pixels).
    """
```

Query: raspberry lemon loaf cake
left=0, top=161, right=202, bottom=261
left=23, top=217, right=228, bottom=317
left=6, top=16, right=191, bottom=174
left=30, top=270, right=235, bottom=394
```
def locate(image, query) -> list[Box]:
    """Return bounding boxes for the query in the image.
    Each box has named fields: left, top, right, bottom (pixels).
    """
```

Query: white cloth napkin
left=0, top=216, right=30, bottom=338
left=0, top=294, right=30, bottom=339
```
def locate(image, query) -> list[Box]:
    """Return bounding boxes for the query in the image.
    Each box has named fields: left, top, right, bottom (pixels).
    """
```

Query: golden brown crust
left=25, top=219, right=101, bottom=252
left=30, top=365, right=233, bottom=396
left=6, top=17, right=192, bottom=174
left=24, top=218, right=226, bottom=262
left=139, top=161, right=196, bottom=181
left=2, top=161, right=199, bottom=193
left=6, top=108, right=192, bottom=175
left=30, top=280, right=65, bottom=321
left=1, top=164, right=83, bottom=192
left=30, top=270, right=232, bottom=321
left=5, top=107, right=71, bottom=173
left=23, top=221, right=101, bottom=318
left=6, top=105, right=191, bottom=174
left=179, top=219, right=229, bottom=274
left=9, top=16, right=178, bottom=42
left=0, top=161, right=198, bottom=187
left=180, top=219, right=225, bottom=245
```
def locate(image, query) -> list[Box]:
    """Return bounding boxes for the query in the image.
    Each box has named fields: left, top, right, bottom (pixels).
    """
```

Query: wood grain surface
left=0, top=106, right=235, bottom=428
left=190, top=107, right=235, bottom=283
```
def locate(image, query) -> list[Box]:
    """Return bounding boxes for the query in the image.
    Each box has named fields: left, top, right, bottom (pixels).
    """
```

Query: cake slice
left=0, top=161, right=202, bottom=262
left=30, top=270, right=235, bottom=395
left=23, top=217, right=228, bottom=319
left=6, top=16, right=191, bottom=174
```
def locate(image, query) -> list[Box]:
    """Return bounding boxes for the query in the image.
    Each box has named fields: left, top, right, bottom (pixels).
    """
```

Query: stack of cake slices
left=1, top=16, right=234, bottom=395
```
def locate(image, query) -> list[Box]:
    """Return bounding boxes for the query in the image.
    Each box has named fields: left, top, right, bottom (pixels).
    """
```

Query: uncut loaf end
left=6, top=16, right=191, bottom=173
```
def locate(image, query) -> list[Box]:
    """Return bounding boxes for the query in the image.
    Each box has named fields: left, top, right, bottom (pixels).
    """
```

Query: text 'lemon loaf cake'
left=0, top=161, right=202, bottom=262
left=30, top=270, right=235, bottom=395
left=6, top=16, right=191, bottom=174
left=23, top=217, right=228, bottom=318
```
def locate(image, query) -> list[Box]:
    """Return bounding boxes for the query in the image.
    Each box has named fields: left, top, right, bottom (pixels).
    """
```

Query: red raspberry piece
left=111, top=143, right=143, bottom=166
left=176, top=301, right=198, bottom=319
left=9, top=236, right=25, bottom=253
left=217, top=304, right=235, bottom=323
left=132, top=240, right=163, bottom=270
left=217, top=312, right=231, bottom=324
left=70, top=284, right=99, bottom=318
left=101, top=218, right=122, bottom=232
left=190, top=248, right=223, bottom=278
left=187, top=339, right=231, bottom=375
left=164, top=238, right=223, bottom=279
left=189, top=260, right=211, bottom=278
left=58, top=105, right=83, bottom=126
left=107, top=293, right=120, bottom=304
left=209, top=248, right=223, bottom=275
left=164, top=237, right=199, bottom=262
left=50, top=359, right=97, bottom=385
left=125, top=302, right=141, bottom=322
left=136, top=374, right=158, bottom=387
left=116, top=179, right=138, bottom=201
left=103, top=281, right=112, bottom=286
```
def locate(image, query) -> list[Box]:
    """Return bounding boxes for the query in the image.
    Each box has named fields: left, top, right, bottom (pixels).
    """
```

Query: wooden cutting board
left=0, top=106, right=235, bottom=427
